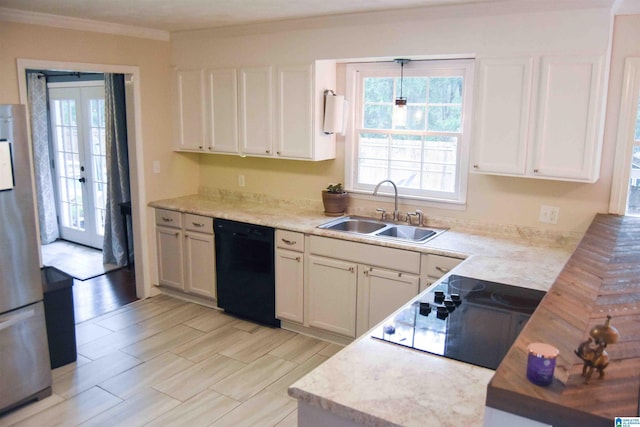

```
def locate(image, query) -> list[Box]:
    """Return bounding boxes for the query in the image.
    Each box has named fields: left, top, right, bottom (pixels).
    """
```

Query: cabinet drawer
left=276, top=230, right=305, bottom=252
left=423, top=254, right=463, bottom=279
left=184, top=214, right=213, bottom=234
left=155, top=209, right=182, bottom=228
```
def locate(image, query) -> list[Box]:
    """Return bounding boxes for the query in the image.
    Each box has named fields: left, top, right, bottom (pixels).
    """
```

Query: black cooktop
left=371, top=275, right=546, bottom=370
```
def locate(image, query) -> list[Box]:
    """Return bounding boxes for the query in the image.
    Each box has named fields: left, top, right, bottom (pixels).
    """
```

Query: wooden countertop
left=487, top=214, right=640, bottom=426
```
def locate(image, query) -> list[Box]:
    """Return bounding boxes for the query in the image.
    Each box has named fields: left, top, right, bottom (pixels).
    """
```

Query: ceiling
left=0, top=0, right=548, bottom=33
left=0, top=0, right=635, bottom=36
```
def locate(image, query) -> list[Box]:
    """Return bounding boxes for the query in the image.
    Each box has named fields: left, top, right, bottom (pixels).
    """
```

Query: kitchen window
left=345, top=59, right=474, bottom=205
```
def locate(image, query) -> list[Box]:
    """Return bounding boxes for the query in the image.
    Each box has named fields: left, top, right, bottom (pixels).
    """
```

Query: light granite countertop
left=150, top=193, right=582, bottom=427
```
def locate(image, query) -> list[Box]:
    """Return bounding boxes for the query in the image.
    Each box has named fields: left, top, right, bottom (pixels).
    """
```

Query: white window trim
left=609, top=57, right=640, bottom=214
left=344, top=59, right=474, bottom=208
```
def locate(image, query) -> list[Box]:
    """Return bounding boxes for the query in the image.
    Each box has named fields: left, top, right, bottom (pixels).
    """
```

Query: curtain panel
left=103, top=74, right=131, bottom=266
left=27, top=73, right=59, bottom=244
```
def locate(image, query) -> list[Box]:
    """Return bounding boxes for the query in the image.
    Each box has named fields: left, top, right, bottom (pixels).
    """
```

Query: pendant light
left=393, top=58, right=411, bottom=127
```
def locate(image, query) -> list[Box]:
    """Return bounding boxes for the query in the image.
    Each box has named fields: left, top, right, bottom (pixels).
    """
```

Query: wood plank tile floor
left=0, top=295, right=343, bottom=427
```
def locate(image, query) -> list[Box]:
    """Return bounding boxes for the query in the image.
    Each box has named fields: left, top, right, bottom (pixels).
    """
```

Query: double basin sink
left=318, top=216, right=445, bottom=243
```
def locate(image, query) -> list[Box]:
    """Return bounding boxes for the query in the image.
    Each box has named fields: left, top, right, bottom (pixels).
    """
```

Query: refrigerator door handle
left=0, top=308, right=35, bottom=331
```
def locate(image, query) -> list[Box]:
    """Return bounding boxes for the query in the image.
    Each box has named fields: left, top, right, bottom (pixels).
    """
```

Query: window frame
left=345, top=59, right=474, bottom=207
left=609, top=57, right=640, bottom=215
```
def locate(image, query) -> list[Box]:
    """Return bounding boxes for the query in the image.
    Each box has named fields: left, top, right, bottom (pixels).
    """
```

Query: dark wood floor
left=72, top=267, right=138, bottom=323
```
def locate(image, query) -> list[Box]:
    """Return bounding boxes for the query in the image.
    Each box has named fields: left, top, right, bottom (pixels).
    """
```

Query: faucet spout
left=373, top=179, right=399, bottom=221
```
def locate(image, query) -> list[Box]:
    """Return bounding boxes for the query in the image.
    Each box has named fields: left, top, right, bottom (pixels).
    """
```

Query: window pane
left=428, top=106, right=462, bottom=132
left=406, top=105, right=426, bottom=130
left=402, top=77, right=427, bottom=102
left=422, top=136, right=458, bottom=193
left=364, top=77, right=393, bottom=103
left=364, top=104, right=392, bottom=129
left=635, top=98, right=640, bottom=141
left=627, top=146, right=640, bottom=216
left=429, top=77, right=463, bottom=104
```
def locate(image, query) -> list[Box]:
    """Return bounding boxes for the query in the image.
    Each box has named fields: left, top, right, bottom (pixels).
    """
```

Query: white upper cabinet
left=471, top=54, right=605, bottom=182
left=174, top=61, right=336, bottom=161
left=532, top=55, right=604, bottom=181
left=174, top=69, right=206, bottom=151
left=206, top=68, right=239, bottom=154
left=276, top=64, right=313, bottom=159
left=276, top=61, right=337, bottom=160
left=239, top=66, right=274, bottom=156
left=472, top=58, right=533, bottom=175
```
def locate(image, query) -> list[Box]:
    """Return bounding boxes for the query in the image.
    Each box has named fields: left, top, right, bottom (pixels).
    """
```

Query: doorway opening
left=26, top=70, right=137, bottom=320
left=17, top=58, right=150, bottom=319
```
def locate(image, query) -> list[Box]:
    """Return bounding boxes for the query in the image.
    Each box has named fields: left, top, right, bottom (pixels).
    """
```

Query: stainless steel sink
left=323, top=218, right=386, bottom=234
left=318, top=216, right=445, bottom=243
left=376, top=225, right=436, bottom=242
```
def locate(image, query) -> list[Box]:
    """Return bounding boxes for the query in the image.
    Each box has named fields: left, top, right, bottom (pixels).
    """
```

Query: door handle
left=79, top=177, right=86, bottom=183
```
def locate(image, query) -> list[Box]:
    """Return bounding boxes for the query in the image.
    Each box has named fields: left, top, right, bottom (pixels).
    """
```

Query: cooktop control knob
left=444, top=300, right=456, bottom=312
left=436, top=306, right=449, bottom=320
left=434, top=291, right=445, bottom=303
left=419, top=302, right=431, bottom=316
left=383, top=324, right=396, bottom=335
left=451, top=294, right=462, bottom=305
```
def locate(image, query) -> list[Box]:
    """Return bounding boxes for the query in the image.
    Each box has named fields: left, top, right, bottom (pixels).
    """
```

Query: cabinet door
left=276, top=64, right=313, bottom=159
left=308, top=255, right=357, bottom=337
left=532, top=55, right=603, bottom=181
left=472, top=58, right=533, bottom=175
left=156, top=226, right=184, bottom=290
left=239, top=66, right=273, bottom=156
left=207, top=68, right=239, bottom=154
left=357, top=267, right=419, bottom=336
left=275, top=248, right=304, bottom=323
left=174, top=69, right=206, bottom=151
left=184, top=231, right=216, bottom=299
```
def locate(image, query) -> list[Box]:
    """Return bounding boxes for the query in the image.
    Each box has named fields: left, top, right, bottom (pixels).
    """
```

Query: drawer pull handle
left=281, top=238, right=297, bottom=245
left=162, top=217, right=173, bottom=222
left=349, top=267, right=354, bottom=273
left=435, top=266, right=450, bottom=274
left=398, top=272, right=402, bottom=277
left=174, top=232, right=179, bottom=237
left=295, top=256, right=301, bottom=262
left=192, top=222, right=204, bottom=227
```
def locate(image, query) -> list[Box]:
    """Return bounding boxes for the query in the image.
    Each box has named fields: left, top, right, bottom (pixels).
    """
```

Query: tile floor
left=0, top=295, right=342, bottom=427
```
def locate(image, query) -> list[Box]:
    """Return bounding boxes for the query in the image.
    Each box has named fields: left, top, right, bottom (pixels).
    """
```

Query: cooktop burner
left=371, top=275, right=546, bottom=370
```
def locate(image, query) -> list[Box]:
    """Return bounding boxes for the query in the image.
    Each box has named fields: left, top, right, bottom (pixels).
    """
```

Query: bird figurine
left=574, top=315, right=619, bottom=383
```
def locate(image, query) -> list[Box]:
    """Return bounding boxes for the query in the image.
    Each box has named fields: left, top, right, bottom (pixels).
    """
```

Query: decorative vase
left=322, top=190, right=348, bottom=216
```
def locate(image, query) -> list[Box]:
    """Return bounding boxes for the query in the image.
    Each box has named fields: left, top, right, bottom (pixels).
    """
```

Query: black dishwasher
left=214, top=218, right=279, bottom=327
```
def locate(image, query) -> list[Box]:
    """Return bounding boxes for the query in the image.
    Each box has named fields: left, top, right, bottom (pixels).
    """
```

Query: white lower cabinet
left=184, top=230, right=216, bottom=299
left=155, top=209, right=216, bottom=300
left=356, top=266, right=420, bottom=337
left=156, top=225, right=184, bottom=290
left=308, top=255, right=358, bottom=337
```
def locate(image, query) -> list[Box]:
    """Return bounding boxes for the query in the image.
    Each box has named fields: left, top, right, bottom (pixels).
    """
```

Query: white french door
left=48, top=82, right=106, bottom=249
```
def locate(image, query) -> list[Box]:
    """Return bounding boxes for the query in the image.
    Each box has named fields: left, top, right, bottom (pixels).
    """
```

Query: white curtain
left=27, top=73, right=59, bottom=244
left=102, top=74, right=131, bottom=266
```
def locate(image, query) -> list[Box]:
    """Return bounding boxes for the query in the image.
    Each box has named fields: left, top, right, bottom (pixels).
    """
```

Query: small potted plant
left=322, top=183, right=348, bottom=216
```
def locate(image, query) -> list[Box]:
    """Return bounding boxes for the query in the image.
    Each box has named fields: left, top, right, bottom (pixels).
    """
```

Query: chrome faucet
left=373, top=179, right=399, bottom=221
left=406, top=209, right=424, bottom=226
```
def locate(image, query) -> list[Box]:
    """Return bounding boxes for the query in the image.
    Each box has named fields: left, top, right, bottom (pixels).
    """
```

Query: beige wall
left=0, top=21, right=199, bottom=294
left=0, top=21, right=198, bottom=201
left=173, top=5, right=618, bottom=233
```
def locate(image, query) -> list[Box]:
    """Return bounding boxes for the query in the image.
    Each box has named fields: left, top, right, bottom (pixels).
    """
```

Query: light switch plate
left=0, top=141, right=14, bottom=191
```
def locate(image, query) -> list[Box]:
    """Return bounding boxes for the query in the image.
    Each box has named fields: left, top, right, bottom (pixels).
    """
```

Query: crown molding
left=0, top=7, right=169, bottom=41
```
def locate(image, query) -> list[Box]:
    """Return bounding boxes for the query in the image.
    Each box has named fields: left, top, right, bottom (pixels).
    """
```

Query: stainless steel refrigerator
left=0, top=104, right=52, bottom=414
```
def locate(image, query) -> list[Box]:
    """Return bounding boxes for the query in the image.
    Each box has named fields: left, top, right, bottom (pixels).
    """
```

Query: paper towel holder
left=323, top=90, right=345, bottom=135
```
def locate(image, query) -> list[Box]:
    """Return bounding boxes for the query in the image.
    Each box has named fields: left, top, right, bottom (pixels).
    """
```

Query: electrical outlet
left=539, top=205, right=559, bottom=224
left=238, top=174, right=245, bottom=187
